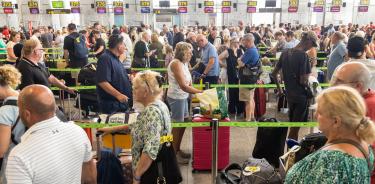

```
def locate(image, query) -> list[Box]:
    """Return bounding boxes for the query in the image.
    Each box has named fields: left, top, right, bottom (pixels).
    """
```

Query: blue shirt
left=0, top=96, right=26, bottom=184
left=201, top=42, right=220, bottom=76
left=241, top=46, right=259, bottom=66
left=96, top=50, right=132, bottom=102
left=327, top=41, right=347, bottom=80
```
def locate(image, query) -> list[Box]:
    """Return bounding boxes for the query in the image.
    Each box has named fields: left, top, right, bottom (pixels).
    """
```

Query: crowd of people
left=0, top=20, right=375, bottom=183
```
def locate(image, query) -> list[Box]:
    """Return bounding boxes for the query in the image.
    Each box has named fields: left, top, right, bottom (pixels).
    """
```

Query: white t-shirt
left=6, top=117, right=92, bottom=184
left=350, top=59, right=375, bottom=90
left=167, top=60, right=192, bottom=99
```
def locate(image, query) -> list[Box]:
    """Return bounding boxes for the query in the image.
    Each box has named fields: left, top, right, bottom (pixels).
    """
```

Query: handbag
left=239, top=59, right=262, bottom=85
left=140, top=104, right=182, bottom=184
left=216, top=163, right=242, bottom=184
left=132, top=57, right=147, bottom=68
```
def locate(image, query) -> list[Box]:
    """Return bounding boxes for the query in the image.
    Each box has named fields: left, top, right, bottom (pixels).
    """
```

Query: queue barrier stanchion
left=211, top=118, right=219, bottom=184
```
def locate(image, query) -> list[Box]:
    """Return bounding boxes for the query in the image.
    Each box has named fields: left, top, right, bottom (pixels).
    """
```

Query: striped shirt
left=6, top=116, right=92, bottom=184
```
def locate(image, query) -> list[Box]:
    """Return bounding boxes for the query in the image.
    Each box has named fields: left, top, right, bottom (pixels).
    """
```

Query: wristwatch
left=134, top=175, right=141, bottom=182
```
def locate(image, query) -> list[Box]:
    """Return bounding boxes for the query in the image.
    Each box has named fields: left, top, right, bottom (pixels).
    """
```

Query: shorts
left=239, top=88, right=255, bottom=102
left=167, top=97, right=189, bottom=122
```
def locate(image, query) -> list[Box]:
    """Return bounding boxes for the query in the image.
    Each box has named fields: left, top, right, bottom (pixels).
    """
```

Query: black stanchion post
left=211, top=118, right=219, bottom=184
left=205, top=82, right=210, bottom=90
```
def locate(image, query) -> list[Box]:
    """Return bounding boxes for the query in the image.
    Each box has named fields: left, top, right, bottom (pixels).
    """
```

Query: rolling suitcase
left=96, top=131, right=133, bottom=184
left=192, top=117, right=230, bottom=171
left=252, top=118, right=288, bottom=168
left=254, top=81, right=266, bottom=119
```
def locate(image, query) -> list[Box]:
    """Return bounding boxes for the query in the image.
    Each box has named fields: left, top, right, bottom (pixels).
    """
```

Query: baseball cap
left=347, top=36, right=366, bottom=57
left=301, top=31, right=318, bottom=47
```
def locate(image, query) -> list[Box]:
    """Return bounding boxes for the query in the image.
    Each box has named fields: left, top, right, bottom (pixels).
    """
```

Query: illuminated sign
left=247, top=1, right=257, bottom=7
left=289, top=0, right=298, bottom=7
left=313, top=6, right=323, bottom=12
left=96, top=1, right=106, bottom=7
left=29, top=8, right=39, bottom=14
left=204, top=6, right=214, bottom=13
left=140, top=1, right=150, bottom=6
left=332, top=0, right=342, bottom=6
left=46, top=9, right=71, bottom=14
left=113, top=1, right=123, bottom=7
left=330, top=6, right=340, bottom=12
left=2, top=1, right=12, bottom=8
left=222, top=1, right=231, bottom=7
left=70, top=1, right=80, bottom=7
left=141, top=7, right=150, bottom=13
left=204, top=1, right=214, bottom=6
left=178, top=1, right=187, bottom=6
left=28, top=1, right=38, bottom=8
left=222, top=7, right=231, bottom=13
left=247, top=6, right=256, bottom=13
left=51, top=1, right=64, bottom=8
left=4, top=8, right=13, bottom=13
left=314, top=0, right=324, bottom=6
left=360, top=0, right=369, bottom=6
left=358, top=6, right=368, bottom=12
left=178, top=6, right=187, bottom=13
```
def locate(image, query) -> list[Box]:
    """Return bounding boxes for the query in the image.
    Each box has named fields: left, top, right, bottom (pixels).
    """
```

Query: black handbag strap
left=320, top=139, right=371, bottom=174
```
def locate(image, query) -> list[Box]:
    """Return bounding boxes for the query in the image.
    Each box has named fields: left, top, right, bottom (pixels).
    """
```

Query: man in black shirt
left=17, top=39, right=75, bottom=93
left=272, top=31, right=318, bottom=140
left=63, top=23, right=88, bottom=68
left=172, top=25, right=184, bottom=49
left=186, top=32, right=200, bottom=67
left=96, top=34, right=132, bottom=114
left=92, top=30, right=105, bottom=58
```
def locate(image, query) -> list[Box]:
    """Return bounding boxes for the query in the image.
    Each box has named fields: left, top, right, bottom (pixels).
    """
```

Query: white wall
left=1, top=0, right=375, bottom=29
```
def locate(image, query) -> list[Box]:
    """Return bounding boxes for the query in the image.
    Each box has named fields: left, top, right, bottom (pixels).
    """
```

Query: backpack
left=1, top=99, right=68, bottom=145
left=68, top=33, right=88, bottom=59
left=78, top=63, right=97, bottom=85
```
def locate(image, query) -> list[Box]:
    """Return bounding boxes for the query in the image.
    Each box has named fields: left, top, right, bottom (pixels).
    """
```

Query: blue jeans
left=98, top=99, right=128, bottom=114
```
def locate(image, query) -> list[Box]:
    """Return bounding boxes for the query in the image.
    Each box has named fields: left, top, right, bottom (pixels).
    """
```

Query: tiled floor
left=176, top=92, right=315, bottom=184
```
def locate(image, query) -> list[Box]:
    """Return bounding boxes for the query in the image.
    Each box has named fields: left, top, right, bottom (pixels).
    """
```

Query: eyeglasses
left=35, top=48, right=45, bottom=53
left=332, top=77, right=358, bottom=86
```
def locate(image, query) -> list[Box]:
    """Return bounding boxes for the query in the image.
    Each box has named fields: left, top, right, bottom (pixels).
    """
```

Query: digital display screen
left=51, top=1, right=64, bottom=8
left=222, top=7, right=231, bottom=13
left=28, top=1, right=38, bottom=8
left=247, top=1, right=257, bottom=7
left=204, top=1, right=214, bottom=7
left=96, top=1, right=106, bottom=8
left=178, top=1, right=188, bottom=6
left=178, top=7, right=187, bottom=13
left=222, top=1, right=231, bottom=7
left=140, top=1, right=150, bottom=6
left=70, top=1, right=80, bottom=7
left=204, top=6, right=214, bottom=13
left=113, top=1, right=123, bottom=7
left=2, top=1, right=13, bottom=8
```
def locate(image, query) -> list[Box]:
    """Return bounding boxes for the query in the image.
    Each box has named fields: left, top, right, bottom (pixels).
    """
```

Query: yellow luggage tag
left=160, top=135, right=173, bottom=144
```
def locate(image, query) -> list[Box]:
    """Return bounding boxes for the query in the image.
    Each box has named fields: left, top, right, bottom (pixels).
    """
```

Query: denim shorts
left=167, top=97, right=189, bottom=122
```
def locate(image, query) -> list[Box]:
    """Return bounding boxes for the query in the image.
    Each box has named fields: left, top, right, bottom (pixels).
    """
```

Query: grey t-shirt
left=0, top=96, right=26, bottom=184
left=327, top=41, right=347, bottom=80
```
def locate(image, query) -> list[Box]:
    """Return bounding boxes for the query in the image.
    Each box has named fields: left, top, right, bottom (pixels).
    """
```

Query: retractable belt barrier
left=50, top=83, right=331, bottom=91
left=75, top=121, right=318, bottom=128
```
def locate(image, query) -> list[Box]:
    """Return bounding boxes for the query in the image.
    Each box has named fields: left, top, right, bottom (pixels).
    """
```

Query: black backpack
left=78, top=63, right=97, bottom=85
left=68, top=33, right=88, bottom=59
left=1, top=99, right=68, bottom=145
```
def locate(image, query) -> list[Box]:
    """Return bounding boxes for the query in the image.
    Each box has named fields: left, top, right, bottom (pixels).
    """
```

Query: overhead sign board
left=247, top=1, right=257, bottom=7
left=178, top=6, right=187, bottom=13
left=4, top=8, right=13, bottom=14
left=222, top=1, right=231, bottom=7
left=140, top=1, right=150, bottom=6
left=51, top=1, right=64, bottom=8
left=204, top=1, right=214, bottom=7
left=46, top=8, right=71, bottom=14
left=358, top=6, right=368, bottom=12
left=204, top=6, right=214, bottom=13
left=178, top=1, right=187, bottom=6
left=247, top=6, right=256, bottom=13
left=141, top=7, right=150, bottom=13
left=70, top=1, right=80, bottom=13
left=222, top=7, right=231, bottom=13
left=2, top=1, right=12, bottom=8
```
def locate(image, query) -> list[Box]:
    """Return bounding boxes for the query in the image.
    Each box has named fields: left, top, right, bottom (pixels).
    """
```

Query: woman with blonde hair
left=99, top=70, right=182, bottom=184
left=0, top=65, right=24, bottom=184
left=167, top=42, right=202, bottom=164
left=286, top=86, right=375, bottom=184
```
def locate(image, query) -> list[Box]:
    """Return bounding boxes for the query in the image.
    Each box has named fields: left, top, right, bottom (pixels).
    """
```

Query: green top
left=285, top=149, right=374, bottom=184
left=0, top=40, right=6, bottom=54
left=130, top=100, right=171, bottom=169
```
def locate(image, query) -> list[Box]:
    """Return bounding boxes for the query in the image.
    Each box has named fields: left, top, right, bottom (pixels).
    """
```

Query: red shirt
left=364, top=89, right=375, bottom=120
left=365, top=90, right=375, bottom=184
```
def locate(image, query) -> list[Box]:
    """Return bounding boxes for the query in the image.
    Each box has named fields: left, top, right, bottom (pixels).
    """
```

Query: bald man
left=196, top=34, right=220, bottom=84
left=331, top=62, right=375, bottom=120
left=6, top=85, right=96, bottom=184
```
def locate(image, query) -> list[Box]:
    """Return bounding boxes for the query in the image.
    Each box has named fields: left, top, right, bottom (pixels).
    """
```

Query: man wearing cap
left=272, top=31, right=319, bottom=140
left=346, top=36, right=375, bottom=90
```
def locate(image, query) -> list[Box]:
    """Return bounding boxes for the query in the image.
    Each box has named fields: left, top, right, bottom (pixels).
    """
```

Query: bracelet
left=134, top=175, right=141, bottom=182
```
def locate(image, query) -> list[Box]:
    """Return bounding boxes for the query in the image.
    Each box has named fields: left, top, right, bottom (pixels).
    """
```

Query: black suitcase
left=252, top=117, right=288, bottom=168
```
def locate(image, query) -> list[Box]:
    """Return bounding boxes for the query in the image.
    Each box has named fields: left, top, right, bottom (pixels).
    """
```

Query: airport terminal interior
left=1, top=0, right=375, bottom=184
